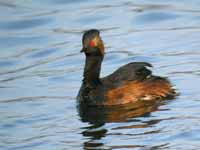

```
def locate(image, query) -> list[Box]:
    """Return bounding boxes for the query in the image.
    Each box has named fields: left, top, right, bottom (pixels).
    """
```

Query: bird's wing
left=102, top=62, right=153, bottom=85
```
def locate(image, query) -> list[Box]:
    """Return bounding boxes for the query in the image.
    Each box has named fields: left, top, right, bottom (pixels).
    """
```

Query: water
left=1, top=0, right=200, bottom=149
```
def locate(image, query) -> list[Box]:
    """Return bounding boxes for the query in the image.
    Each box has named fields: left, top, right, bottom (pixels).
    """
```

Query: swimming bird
left=77, top=29, right=176, bottom=106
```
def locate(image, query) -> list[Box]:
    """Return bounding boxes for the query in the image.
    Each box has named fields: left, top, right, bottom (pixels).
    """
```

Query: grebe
left=77, top=29, right=176, bottom=106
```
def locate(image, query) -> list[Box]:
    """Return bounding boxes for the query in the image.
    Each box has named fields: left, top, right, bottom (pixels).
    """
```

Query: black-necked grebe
left=77, top=29, right=176, bottom=106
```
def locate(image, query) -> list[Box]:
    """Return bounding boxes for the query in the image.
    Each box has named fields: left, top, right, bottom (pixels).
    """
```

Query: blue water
left=1, top=0, right=200, bottom=150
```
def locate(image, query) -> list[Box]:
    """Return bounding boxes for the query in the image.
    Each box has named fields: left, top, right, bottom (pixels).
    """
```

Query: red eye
left=89, top=40, right=96, bottom=47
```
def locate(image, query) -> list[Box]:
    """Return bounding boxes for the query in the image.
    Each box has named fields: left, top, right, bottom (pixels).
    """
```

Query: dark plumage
left=77, top=29, right=176, bottom=106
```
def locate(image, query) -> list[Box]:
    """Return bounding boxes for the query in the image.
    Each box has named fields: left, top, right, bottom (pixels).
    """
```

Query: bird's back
left=102, top=62, right=152, bottom=87
left=93, top=62, right=176, bottom=105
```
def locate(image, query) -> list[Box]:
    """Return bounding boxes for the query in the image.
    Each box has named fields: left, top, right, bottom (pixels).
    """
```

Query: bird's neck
left=83, top=55, right=103, bottom=87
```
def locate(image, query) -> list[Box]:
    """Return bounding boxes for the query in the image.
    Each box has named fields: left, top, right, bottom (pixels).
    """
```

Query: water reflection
left=78, top=101, right=161, bottom=123
left=78, top=101, right=164, bottom=149
left=82, top=123, right=107, bottom=149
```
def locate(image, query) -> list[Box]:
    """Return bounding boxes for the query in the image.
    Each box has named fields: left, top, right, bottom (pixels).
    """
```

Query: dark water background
left=1, top=0, right=200, bottom=150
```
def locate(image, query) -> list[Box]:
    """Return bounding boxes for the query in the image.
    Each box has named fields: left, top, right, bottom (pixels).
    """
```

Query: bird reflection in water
left=77, top=100, right=166, bottom=149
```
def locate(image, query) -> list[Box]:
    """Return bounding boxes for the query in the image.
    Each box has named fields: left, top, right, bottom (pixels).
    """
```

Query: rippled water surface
left=1, top=0, right=200, bottom=150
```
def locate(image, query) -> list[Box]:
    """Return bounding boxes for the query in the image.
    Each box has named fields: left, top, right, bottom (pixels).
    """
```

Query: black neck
left=83, top=54, right=103, bottom=87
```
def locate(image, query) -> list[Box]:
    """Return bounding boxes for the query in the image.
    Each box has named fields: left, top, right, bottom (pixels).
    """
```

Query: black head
left=81, top=29, right=104, bottom=56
